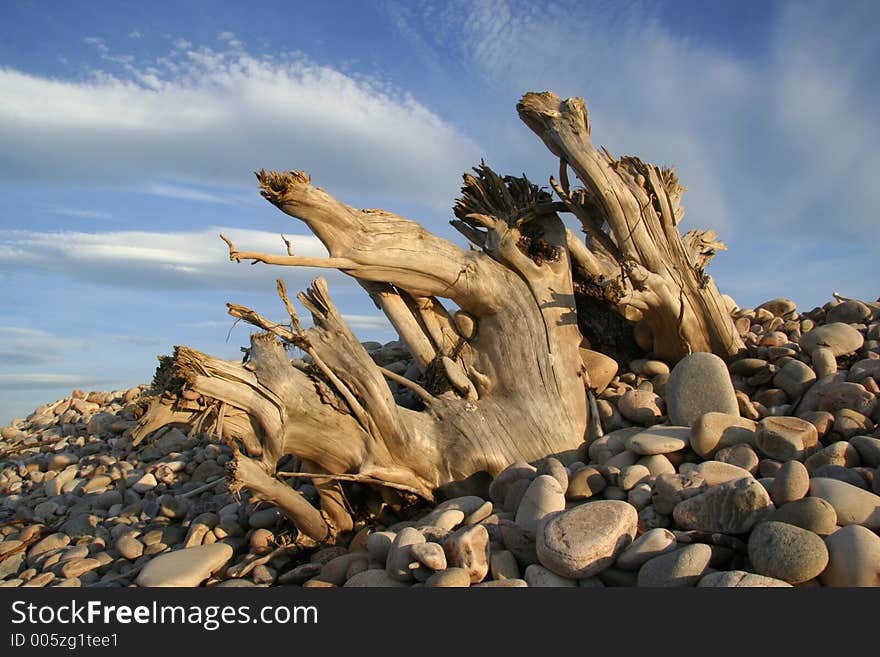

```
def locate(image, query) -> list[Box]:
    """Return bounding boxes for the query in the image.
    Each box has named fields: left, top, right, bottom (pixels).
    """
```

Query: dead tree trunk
left=517, top=92, right=744, bottom=362
left=133, top=91, right=743, bottom=544
left=134, top=165, right=588, bottom=542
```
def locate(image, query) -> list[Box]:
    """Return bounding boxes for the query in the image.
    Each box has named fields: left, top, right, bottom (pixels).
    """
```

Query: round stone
left=805, top=441, right=862, bottom=474
left=135, top=543, right=233, bottom=587
left=809, top=477, right=880, bottom=529
left=535, top=457, right=568, bottom=492
left=667, top=353, right=739, bottom=427
left=343, top=569, right=410, bottom=587
left=410, top=542, right=446, bottom=571
left=848, top=358, right=880, bottom=383
left=698, top=570, right=791, bottom=587
left=811, top=347, right=838, bottom=379
left=27, top=533, right=70, bottom=565
left=580, top=349, right=618, bottom=394
left=618, top=389, right=665, bottom=425
left=616, top=528, right=678, bottom=571
left=820, top=525, right=880, bottom=587
left=489, top=462, right=537, bottom=505
left=756, top=416, right=818, bottom=461
left=132, top=472, right=158, bottom=493
left=515, top=475, right=566, bottom=533
left=769, top=460, right=810, bottom=507
left=489, top=550, right=521, bottom=581
left=536, top=500, right=637, bottom=579
left=425, top=567, right=471, bottom=588
left=651, top=472, right=708, bottom=516
left=691, top=461, right=753, bottom=486
left=618, top=465, right=651, bottom=491
left=714, top=444, right=759, bottom=473
left=800, top=323, right=864, bottom=357
left=637, top=454, right=676, bottom=478
left=757, top=298, right=796, bottom=317
left=637, top=544, right=711, bottom=587
left=625, top=426, right=689, bottom=455
left=249, top=528, right=274, bottom=555
left=115, top=534, right=144, bottom=561
left=773, top=359, right=817, bottom=400
left=826, top=300, right=872, bottom=325
left=566, top=466, right=606, bottom=500
left=672, top=477, right=772, bottom=534
left=588, top=428, right=641, bottom=463
left=850, top=435, right=880, bottom=468
left=386, top=527, right=425, bottom=582
left=767, top=497, right=837, bottom=535
left=747, top=521, right=828, bottom=584
left=523, top=564, right=578, bottom=587
left=248, top=507, right=282, bottom=529
left=690, top=412, right=756, bottom=459
left=442, top=525, right=489, bottom=583
left=809, top=465, right=867, bottom=489
left=366, top=531, right=395, bottom=563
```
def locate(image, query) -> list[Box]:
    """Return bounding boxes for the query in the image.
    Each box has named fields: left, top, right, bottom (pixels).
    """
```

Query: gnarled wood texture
left=134, top=91, right=742, bottom=544
left=518, top=91, right=744, bottom=362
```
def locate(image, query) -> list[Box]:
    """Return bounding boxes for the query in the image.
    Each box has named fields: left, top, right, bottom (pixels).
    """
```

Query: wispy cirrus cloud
left=48, top=208, right=113, bottom=220
left=0, top=226, right=346, bottom=292
left=0, top=374, right=114, bottom=390
left=141, top=183, right=234, bottom=205
left=0, top=35, right=481, bottom=211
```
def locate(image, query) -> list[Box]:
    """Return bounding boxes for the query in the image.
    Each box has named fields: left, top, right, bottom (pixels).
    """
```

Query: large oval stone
left=637, top=544, right=712, bottom=587
left=135, top=543, right=233, bottom=587
left=756, top=416, right=818, bottom=461
left=690, top=413, right=756, bottom=459
left=766, top=497, right=837, bottom=535
left=800, top=322, right=864, bottom=357
left=515, top=475, right=565, bottom=533
left=809, top=478, right=880, bottom=529
left=698, top=570, right=791, bottom=587
left=625, top=426, right=690, bottom=455
left=536, top=500, right=637, bottom=579
left=666, top=353, right=739, bottom=427
left=747, top=521, right=828, bottom=584
left=821, top=525, right=880, bottom=587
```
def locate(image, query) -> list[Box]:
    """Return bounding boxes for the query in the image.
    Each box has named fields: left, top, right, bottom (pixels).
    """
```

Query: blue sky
left=1, top=0, right=878, bottom=424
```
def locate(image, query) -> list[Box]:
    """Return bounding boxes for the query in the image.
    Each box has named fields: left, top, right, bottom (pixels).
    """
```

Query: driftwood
left=133, top=92, right=742, bottom=543
left=518, top=92, right=743, bottom=362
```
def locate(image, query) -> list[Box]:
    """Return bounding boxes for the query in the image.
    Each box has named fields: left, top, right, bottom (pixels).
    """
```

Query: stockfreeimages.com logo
left=11, top=600, right=317, bottom=632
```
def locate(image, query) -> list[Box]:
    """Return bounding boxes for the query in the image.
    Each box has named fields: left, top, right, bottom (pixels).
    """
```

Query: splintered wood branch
left=219, top=233, right=357, bottom=269
left=518, top=91, right=743, bottom=361
left=228, top=450, right=329, bottom=542
left=359, top=280, right=436, bottom=372
left=226, top=303, right=296, bottom=343
left=378, top=366, right=435, bottom=406
left=276, top=470, right=426, bottom=497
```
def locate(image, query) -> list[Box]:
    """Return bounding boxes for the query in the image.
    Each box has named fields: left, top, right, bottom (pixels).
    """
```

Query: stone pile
left=0, top=294, right=878, bottom=587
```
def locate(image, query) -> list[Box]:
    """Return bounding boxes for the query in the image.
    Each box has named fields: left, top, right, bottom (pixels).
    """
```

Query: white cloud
left=0, top=327, right=87, bottom=367
left=141, top=183, right=233, bottom=204
left=0, top=40, right=482, bottom=211
left=49, top=208, right=113, bottom=220
left=0, top=374, right=112, bottom=390
left=341, top=314, right=394, bottom=331
left=105, top=334, right=162, bottom=346
left=0, top=226, right=348, bottom=292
